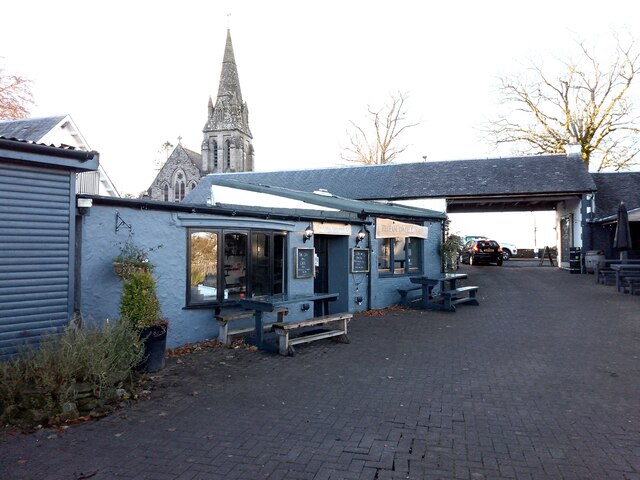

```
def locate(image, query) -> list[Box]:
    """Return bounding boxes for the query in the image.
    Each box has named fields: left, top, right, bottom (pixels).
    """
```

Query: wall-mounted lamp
left=77, top=198, right=93, bottom=216
left=301, top=303, right=310, bottom=311
left=303, top=223, right=314, bottom=243
left=355, top=228, right=366, bottom=245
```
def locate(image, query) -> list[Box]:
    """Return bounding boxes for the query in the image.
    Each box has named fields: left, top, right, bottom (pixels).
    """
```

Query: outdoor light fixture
left=303, top=223, right=314, bottom=243
left=355, top=228, right=366, bottom=245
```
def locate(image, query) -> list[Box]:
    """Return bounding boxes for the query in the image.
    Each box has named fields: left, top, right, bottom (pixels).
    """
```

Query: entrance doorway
left=560, top=214, right=573, bottom=264
left=314, top=236, right=329, bottom=316
left=313, top=235, right=349, bottom=316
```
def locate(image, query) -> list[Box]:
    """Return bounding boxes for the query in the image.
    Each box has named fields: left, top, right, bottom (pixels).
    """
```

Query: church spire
left=201, top=29, right=254, bottom=174
left=217, top=29, right=243, bottom=106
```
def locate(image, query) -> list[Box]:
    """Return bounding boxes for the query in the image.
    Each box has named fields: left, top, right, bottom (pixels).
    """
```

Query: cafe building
left=77, top=178, right=445, bottom=349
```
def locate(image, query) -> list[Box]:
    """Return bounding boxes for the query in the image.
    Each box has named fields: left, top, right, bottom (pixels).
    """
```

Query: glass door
left=223, top=232, right=247, bottom=300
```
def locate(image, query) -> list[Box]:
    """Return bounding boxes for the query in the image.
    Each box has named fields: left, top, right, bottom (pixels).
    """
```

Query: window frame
left=186, top=228, right=287, bottom=307
left=378, top=236, right=423, bottom=277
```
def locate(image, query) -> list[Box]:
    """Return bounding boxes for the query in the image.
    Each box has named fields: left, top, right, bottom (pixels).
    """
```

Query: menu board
left=350, top=248, right=370, bottom=273
left=295, top=247, right=315, bottom=279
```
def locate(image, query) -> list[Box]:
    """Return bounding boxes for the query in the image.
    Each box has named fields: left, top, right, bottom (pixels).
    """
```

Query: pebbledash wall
left=78, top=198, right=443, bottom=349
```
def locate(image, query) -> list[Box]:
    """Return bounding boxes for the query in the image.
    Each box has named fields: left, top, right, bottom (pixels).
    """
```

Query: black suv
left=460, top=239, right=503, bottom=266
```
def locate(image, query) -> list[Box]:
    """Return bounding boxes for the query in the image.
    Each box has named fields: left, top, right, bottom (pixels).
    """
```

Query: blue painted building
left=77, top=179, right=445, bottom=349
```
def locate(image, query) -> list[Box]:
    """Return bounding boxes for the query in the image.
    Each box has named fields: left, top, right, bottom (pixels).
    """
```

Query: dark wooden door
left=313, top=236, right=329, bottom=316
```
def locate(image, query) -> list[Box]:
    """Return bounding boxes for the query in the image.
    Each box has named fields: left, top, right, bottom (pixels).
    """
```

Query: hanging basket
left=113, top=262, right=151, bottom=280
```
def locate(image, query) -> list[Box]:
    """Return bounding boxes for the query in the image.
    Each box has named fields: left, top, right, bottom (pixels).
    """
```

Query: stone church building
left=147, top=29, right=254, bottom=202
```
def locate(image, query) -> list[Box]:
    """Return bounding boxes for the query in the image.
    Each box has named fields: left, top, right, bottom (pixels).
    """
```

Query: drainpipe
left=363, top=223, right=373, bottom=311
left=441, top=219, right=446, bottom=274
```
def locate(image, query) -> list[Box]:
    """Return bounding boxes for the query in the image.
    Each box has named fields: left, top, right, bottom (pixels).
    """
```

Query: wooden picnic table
left=239, top=292, right=339, bottom=349
left=595, top=259, right=640, bottom=285
left=610, top=264, right=640, bottom=293
left=410, top=273, right=468, bottom=311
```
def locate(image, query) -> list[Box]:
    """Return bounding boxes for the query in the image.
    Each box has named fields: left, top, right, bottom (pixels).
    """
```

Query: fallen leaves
left=166, top=337, right=255, bottom=357
left=359, top=305, right=407, bottom=316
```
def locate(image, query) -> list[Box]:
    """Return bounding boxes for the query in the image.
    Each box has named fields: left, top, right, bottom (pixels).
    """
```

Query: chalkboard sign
left=295, top=247, right=315, bottom=279
left=350, top=248, right=370, bottom=273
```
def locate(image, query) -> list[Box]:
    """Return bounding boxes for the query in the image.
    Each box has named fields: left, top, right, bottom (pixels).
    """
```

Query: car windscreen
left=477, top=241, right=499, bottom=248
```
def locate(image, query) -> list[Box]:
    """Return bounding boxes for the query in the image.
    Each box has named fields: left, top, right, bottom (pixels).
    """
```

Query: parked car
left=498, top=241, right=517, bottom=260
left=460, top=239, right=503, bottom=266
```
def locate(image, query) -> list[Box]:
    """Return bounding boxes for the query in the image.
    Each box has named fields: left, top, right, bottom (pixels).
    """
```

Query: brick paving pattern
left=1, top=263, right=639, bottom=479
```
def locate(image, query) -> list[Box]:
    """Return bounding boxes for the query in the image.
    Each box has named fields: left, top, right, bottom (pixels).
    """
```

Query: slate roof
left=591, top=172, right=640, bottom=221
left=188, top=177, right=446, bottom=220
left=183, top=146, right=202, bottom=169
left=0, top=116, right=66, bottom=142
left=190, top=155, right=596, bottom=202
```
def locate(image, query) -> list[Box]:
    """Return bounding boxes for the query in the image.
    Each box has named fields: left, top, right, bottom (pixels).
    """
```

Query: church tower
left=201, top=30, right=254, bottom=174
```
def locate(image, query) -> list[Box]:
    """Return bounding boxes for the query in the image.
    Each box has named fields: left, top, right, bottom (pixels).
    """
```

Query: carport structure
left=195, top=153, right=597, bottom=267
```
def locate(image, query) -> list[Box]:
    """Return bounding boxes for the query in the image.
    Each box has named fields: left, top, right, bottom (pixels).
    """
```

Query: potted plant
left=114, top=240, right=168, bottom=372
left=441, top=233, right=463, bottom=273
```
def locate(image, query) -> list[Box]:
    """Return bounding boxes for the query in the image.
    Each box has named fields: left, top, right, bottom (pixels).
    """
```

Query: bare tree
left=0, top=60, right=33, bottom=119
left=486, top=37, right=640, bottom=171
left=342, top=92, right=418, bottom=165
left=154, top=140, right=175, bottom=170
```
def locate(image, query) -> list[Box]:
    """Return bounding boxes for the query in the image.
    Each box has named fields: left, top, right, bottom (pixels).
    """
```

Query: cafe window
left=188, top=229, right=286, bottom=306
left=378, top=237, right=422, bottom=275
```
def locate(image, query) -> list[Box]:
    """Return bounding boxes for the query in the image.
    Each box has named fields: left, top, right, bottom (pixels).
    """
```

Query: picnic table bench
left=622, top=276, right=640, bottom=295
left=397, top=285, right=422, bottom=307
left=595, top=259, right=640, bottom=285
left=215, top=308, right=288, bottom=344
left=408, top=274, right=480, bottom=312
left=610, top=264, right=640, bottom=293
left=272, top=312, right=352, bottom=356
left=441, top=286, right=480, bottom=310
left=239, top=292, right=339, bottom=350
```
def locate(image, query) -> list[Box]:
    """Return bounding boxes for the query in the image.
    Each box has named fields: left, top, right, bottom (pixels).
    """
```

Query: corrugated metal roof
left=188, top=177, right=445, bottom=220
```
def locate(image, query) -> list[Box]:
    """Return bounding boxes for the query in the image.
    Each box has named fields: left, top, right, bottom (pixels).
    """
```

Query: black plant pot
left=139, top=324, right=167, bottom=372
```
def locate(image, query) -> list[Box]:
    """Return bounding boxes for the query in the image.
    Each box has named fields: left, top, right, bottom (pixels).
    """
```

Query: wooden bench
left=440, top=286, right=479, bottom=311
left=622, top=276, right=640, bottom=295
left=595, top=260, right=640, bottom=285
left=597, top=269, right=617, bottom=285
left=271, top=312, right=352, bottom=356
left=216, top=308, right=288, bottom=344
left=397, top=286, right=422, bottom=307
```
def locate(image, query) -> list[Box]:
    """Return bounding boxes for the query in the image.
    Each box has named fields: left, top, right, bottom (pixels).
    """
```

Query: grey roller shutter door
left=0, top=164, right=74, bottom=359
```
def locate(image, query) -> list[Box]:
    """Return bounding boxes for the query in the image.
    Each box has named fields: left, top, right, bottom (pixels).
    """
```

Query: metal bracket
left=115, top=211, right=132, bottom=234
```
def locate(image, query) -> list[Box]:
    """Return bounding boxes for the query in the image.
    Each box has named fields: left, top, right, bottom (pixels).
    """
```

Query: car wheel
left=502, top=249, right=511, bottom=261
left=496, top=257, right=503, bottom=266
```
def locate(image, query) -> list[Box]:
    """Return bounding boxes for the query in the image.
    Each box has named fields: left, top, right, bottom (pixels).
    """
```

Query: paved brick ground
left=1, top=263, right=639, bottom=480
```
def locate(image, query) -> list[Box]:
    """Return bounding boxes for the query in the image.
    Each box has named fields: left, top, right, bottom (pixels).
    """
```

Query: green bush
left=119, top=270, right=162, bottom=331
left=0, top=320, right=144, bottom=427
left=441, top=234, right=463, bottom=272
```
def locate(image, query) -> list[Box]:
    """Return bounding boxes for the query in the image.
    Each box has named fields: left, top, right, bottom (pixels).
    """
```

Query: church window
left=174, top=172, right=186, bottom=202
left=162, top=183, right=169, bottom=202
left=224, top=139, right=231, bottom=169
left=212, top=140, right=218, bottom=168
left=190, top=181, right=197, bottom=191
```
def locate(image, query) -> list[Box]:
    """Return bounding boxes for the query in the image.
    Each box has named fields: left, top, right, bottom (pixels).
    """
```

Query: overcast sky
left=2, top=0, right=639, bottom=246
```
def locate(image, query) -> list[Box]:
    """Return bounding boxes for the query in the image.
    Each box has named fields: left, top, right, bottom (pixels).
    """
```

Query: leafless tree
left=0, top=60, right=33, bottom=119
left=342, top=91, right=418, bottom=165
left=154, top=140, right=175, bottom=170
left=486, top=37, right=640, bottom=171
